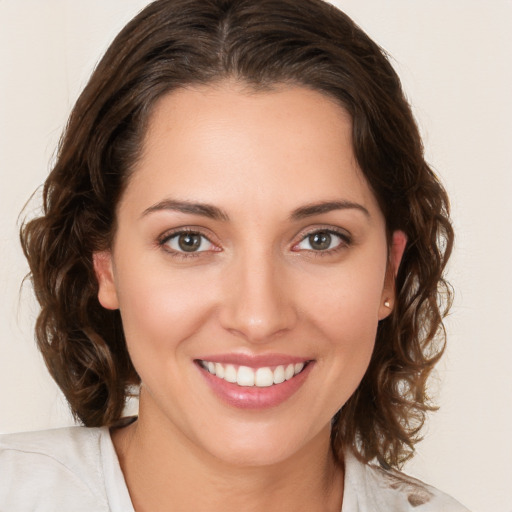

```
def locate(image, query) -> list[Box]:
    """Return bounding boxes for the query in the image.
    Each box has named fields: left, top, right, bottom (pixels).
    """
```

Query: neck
left=112, top=400, right=344, bottom=512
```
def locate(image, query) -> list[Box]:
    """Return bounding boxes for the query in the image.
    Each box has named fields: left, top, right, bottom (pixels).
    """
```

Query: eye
left=161, top=231, right=217, bottom=254
left=293, top=229, right=350, bottom=252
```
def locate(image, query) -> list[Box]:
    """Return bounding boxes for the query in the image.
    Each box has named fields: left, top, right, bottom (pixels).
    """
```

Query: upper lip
left=195, top=353, right=312, bottom=368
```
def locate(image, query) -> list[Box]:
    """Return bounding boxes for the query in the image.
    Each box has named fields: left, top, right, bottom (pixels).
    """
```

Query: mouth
left=195, top=356, right=314, bottom=409
left=196, top=360, right=309, bottom=388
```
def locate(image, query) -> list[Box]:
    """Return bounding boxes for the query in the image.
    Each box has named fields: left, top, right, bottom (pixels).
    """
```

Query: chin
left=197, top=419, right=329, bottom=468
left=210, top=439, right=298, bottom=468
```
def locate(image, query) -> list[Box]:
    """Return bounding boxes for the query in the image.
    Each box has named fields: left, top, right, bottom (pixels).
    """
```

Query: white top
left=0, top=426, right=470, bottom=511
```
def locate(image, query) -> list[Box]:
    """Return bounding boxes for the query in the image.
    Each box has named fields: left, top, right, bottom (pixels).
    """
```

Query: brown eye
left=163, top=231, right=215, bottom=254
left=178, top=233, right=202, bottom=252
left=293, top=229, right=350, bottom=253
left=308, top=231, right=332, bottom=251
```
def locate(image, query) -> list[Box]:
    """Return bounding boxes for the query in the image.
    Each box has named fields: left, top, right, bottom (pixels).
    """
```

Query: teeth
left=215, top=362, right=225, bottom=379
left=224, top=364, right=237, bottom=383
left=200, top=360, right=306, bottom=387
left=255, top=367, right=273, bottom=387
left=237, top=366, right=255, bottom=386
left=273, top=365, right=285, bottom=384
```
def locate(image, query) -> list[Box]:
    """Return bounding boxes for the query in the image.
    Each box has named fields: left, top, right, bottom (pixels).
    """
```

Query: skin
left=94, top=81, right=406, bottom=512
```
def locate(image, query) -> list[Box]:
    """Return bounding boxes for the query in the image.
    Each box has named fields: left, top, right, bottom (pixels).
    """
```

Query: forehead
left=122, top=81, right=381, bottom=220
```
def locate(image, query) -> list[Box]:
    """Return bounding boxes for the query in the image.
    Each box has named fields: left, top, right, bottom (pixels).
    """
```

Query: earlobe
left=93, top=251, right=119, bottom=310
left=379, top=230, right=407, bottom=320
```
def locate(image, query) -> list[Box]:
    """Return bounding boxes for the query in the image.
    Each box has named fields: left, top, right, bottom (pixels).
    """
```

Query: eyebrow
left=141, top=199, right=230, bottom=221
left=141, top=198, right=370, bottom=222
left=290, top=200, right=370, bottom=220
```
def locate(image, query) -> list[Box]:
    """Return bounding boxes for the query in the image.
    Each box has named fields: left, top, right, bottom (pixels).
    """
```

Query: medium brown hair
left=20, top=0, right=453, bottom=467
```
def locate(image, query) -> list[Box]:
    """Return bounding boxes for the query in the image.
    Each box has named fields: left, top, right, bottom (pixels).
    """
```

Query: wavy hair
left=20, top=0, right=453, bottom=467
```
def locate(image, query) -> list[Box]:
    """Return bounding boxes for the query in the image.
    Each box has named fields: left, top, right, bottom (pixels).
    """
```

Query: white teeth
left=224, top=364, right=237, bottom=383
left=237, top=366, right=255, bottom=387
left=215, top=362, right=225, bottom=379
left=273, top=365, right=285, bottom=384
left=200, top=360, right=306, bottom=387
left=255, top=367, right=274, bottom=387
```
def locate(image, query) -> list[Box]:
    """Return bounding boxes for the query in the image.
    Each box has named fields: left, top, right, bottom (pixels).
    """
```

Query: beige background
left=1, top=2, right=511, bottom=511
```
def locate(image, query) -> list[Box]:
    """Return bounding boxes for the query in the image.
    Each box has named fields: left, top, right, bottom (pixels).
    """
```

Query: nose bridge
left=220, top=245, right=296, bottom=342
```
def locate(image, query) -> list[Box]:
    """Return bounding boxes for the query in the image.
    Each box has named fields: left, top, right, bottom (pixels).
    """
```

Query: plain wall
left=1, top=2, right=511, bottom=511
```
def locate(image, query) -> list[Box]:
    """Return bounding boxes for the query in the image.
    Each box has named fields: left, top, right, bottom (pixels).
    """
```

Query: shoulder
left=343, top=449, right=471, bottom=512
left=0, top=426, right=111, bottom=511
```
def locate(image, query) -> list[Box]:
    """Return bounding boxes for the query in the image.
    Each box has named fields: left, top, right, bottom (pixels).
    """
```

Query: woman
left=0, top=0, right=469, bottom=510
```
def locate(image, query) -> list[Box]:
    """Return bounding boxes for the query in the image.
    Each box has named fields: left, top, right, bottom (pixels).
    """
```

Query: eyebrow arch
left=141, top=199, right=230, bottom=221
left=290, top=200, right=370, bottom=221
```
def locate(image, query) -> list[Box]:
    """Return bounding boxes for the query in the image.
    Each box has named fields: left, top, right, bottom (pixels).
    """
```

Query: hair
left=20, top=0, right=453, bottom=468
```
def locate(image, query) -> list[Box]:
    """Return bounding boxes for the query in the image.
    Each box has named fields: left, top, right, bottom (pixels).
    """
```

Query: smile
left=198, top=360, right=307, bottom=387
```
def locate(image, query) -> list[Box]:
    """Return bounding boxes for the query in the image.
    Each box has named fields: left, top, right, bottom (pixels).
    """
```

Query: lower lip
left=197, top=362, right=314, bottom=410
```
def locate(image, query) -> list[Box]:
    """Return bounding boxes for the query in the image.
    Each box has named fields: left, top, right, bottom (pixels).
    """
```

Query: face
left=95, top=81, right=405, bottom=467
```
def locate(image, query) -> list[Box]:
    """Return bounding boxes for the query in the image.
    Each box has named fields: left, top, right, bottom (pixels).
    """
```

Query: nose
left=218, top=250, right=298, bottom=343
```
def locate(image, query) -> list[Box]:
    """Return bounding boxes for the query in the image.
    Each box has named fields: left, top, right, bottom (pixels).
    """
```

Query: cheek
left=302, top=260, right=386, bottom=335
left=288, top=264, right=385, bottom=420
left=297, top=255, right=387, bottom=383
left=114, top=263, right=217, bottom=355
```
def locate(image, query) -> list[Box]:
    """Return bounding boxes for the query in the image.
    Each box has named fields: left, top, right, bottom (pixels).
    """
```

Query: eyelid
left=291, top=226, right=352, bottom=252
left=157, top=227, right=221, bottom=256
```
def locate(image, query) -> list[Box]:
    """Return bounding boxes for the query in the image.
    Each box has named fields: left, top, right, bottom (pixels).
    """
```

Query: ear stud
left=384, top=300, right=391, bottom=308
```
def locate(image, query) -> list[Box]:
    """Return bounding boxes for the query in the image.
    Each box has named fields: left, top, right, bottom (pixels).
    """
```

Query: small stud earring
left=384, top=299, right=391, bottom=308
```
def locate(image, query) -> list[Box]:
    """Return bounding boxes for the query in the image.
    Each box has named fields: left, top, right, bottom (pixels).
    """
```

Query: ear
left=93, top=251, right=119, bottom=310
left=378, top=230, right=407, bottom=320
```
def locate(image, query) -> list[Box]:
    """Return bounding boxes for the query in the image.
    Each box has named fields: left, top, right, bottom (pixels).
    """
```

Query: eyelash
left=158, top=228, right=219, bottom=259
left=292, top=228, right=352, bottom=256
left=157, top=227, right=352, bottom=259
